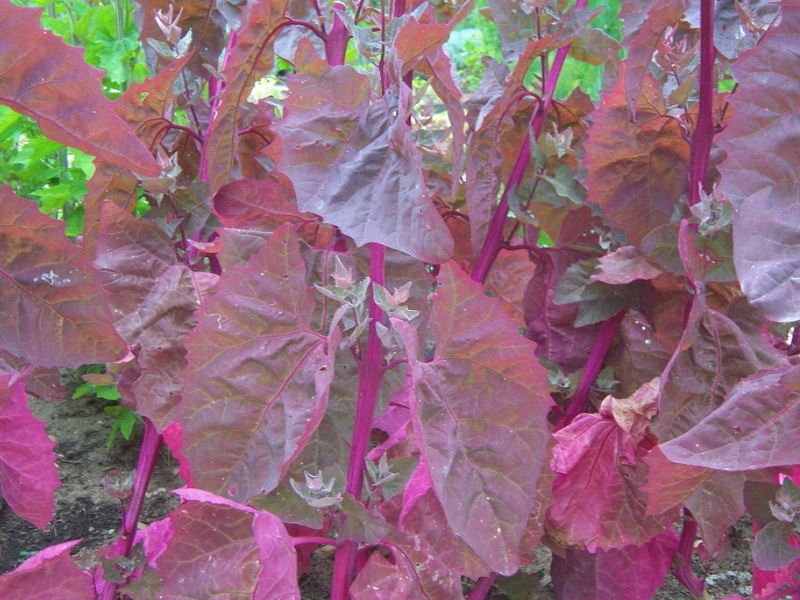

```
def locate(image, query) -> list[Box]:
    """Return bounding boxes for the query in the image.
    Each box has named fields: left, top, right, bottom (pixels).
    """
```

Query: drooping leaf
left=0, top=0, right=160, bottom=176
left=642, top=446, right=710, bottom=515
left=550, top=532, right=679, bottom=600
left=0, top=374, right=60, bottom=529
left=136, top=489, right=300, bottom=600
left=584, top=66, right=690, bottom=246
left=0, top=187, right=127, bottom=367
left=385, top=528, right=466, bottom=599
left=548, top=383, right=677, bottom=551
left=276, top=41, right=453, bottom=264
left=717, top=5, right=800, bottom=322
left=94, top=202, right=201, bottom=427
left=177, top=224, right=332, bottom=502
left=393, top=262, right=552, bottom=575
left=0, top=541, right=94, bottom=600
left=661, top=362, right=800, bottom=470
left=205, top=0, right=290, bottom=194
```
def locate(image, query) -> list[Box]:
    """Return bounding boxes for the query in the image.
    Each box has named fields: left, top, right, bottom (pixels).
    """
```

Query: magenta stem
left=688, top=0, right=715, bottom=207
left=467, top=573, right=498, bottom=600
left=470, top=0, right=589, bottom=284
left=558, top=309, right=626, bottom=428
left=99, top=419, right=163, bottom=600
left=673, top=509, right=705, bottom=598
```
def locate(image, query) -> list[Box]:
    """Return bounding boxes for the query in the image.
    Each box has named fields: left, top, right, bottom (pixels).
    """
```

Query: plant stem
left=324, top=2, right=349, bottom=68
left=470, top=0, right=589, bottom=284
left=558, top=309, right=626, bottom=428
left=467, top=573, right=498, bottom=600
left=99, top=418, right=163, bottom=600
left=688, top=0, right=715, bottom=207
left=673, top=509, right=705, bottom=598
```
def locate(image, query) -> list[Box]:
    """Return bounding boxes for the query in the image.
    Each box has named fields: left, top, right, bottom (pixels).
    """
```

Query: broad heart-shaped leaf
left=0, top=0, right=159, bottom=176
left=661, top=362, right=800, bottom=471
left=205, top=0, right=290, bottom=195
left=0, top=187, right=127, bottom=367
left=548, top=385, right=676, bottom=552
left=0, top=374, right=60, bottom=529
left=0, top=541, right=94, bottom=600
left=550, top=532, right=678, bottom=600
left=350, top=552, right=417, bottom=599
left=717, top=5, right=800, bottom=322
left=136, top=489, right=299, bottom=600
left=94, top=202, right=201, bottom=428
left=392, top=262, right=552, bottom=575
left=276, top=41, right=453, bottom=264
left=177, top=224, right=332, bottom=502
left=584, top=65, right=690, bottom=246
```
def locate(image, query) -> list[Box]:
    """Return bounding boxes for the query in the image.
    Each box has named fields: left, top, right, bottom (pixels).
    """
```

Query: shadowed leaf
left=0, top=187, right=127, bottom=367
left=0, top=0, right=159, bottom=175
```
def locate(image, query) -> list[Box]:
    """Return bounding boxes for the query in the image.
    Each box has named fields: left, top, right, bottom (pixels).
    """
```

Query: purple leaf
left=550, top=532, right=679, bottom=600
left=584, top=65, right=690, bottom=246
left=177, top=224, right=332, bottom=501
left=205, top=0, right=290, bottom=194
left=717, top=5, right=800, bottom=322
left=0, top=374, right=60, bottom=529
left=0, top=350, right=63, bottom=402
left=0, top=188, right=127, bottom=367
left=591, top=246, right=662, bottom=285
left=350, top=552, right=416, bottom=599
left=94, top=202, right=201, bottom=426
left=607, top=311, right=672, bottom=398
left=137, top=489, right=300, bottom=599
left=0, top=541, right=94, bottom=600
left=393, top=262, right=552, bottom=575
left=661, top=363, right=800, bottom=470
left=276, top=41, right=453, bottom=263
left=0, top=0, right=160, bottom=175
left=753, top=521, right=800, bottom=572
left=548, top=382, right=677, bottom=551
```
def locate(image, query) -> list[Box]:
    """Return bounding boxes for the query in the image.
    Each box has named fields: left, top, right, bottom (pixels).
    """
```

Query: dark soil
left=1, top=393, right=756, bottom=599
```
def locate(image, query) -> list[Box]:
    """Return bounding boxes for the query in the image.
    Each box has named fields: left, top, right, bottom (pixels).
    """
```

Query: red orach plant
left=1, top=0, right=799, bottom=597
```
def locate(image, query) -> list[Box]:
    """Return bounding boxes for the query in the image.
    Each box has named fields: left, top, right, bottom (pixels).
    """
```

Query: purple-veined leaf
left=0, top=374, right=60, bottom=529
left=661, top=362, right=800, bottom=470
left=393, top=262, right=552, bottom=575
left=177, top=224, right=332, bottom=502
left=136, top=489, right=299, bottom=599
left=0, top=350, right=63, bottom=402
left=753, top=521, right=800, bottom=572
left=642, top=446, right=710, bottom=515
left=0, top=0, right=160, bottom=176
left=657, top=294, right=788, bottom=443
left=276, top=40, right=453, bottom=264
left=584, top=65, right=690, bottom=246
left=205, top=0, right=290, bottom=195
left=753, top=540, right=800, bottom=600
left=0, top=541, right=93, bottom=600
left=0, top=187, right=127, bottom=367
left=550, top=532, right=679, bottom=600
left=548, top=382, right=676, bottom=551
left=485, top=246, right=537, bottom=327
left=350, top=551, right=417, bottom=599
left=94, top=202, right=201, bottom=427
left=717, top=4, right=800, bottom=322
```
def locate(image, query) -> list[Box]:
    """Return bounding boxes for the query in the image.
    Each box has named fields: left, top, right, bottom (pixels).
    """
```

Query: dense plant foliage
left=0, top=0, right=798, bottom=598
